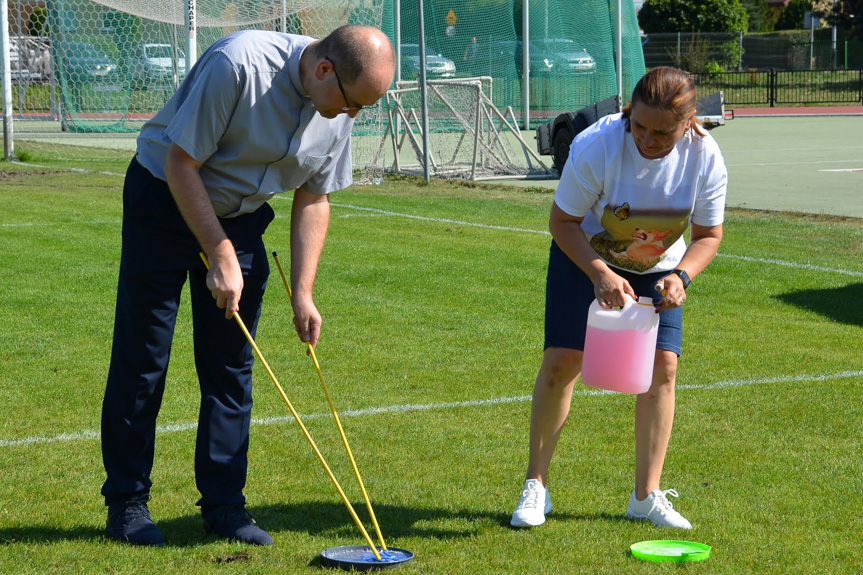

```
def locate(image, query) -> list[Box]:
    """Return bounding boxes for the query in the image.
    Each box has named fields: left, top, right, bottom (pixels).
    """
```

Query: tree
left=739, top=0, right=783, bottom=32
left=852, top=0, right=863, bottom=40
left=775, top=0, right=811, bottom=30
left=639, top=0, right=750, bottom=34
left=779, top=0, right=863, bottom=38
left=812, top=0, right=863, bottom=37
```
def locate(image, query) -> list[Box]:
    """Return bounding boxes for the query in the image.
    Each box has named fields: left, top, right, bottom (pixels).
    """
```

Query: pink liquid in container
left=581, top=296, right=659, bottom=394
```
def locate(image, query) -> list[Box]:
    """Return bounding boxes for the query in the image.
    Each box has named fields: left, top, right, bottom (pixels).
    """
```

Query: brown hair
left=621, top=66, right=706, bottom=137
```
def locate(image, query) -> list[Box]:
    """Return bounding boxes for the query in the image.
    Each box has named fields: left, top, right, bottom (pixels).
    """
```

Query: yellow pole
left=198, top=252, right=381, bottom=560
left=272, top=251, right=387, bottom=551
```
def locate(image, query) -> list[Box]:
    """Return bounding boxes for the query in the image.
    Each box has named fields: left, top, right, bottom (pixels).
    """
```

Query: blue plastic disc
left=320, top=546, right=414, bottom=571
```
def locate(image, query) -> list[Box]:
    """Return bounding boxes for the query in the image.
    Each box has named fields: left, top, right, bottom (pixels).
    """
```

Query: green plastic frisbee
left=630, top=540, right=711, bottom=563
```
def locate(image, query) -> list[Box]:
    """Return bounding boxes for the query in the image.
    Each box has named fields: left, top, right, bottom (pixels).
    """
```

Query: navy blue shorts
left=544, top=240, right=683, bottom=355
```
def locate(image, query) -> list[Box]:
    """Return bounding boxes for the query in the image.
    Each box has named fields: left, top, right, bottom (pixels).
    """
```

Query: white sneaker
left=510, top=479, right=552, bottom=527
left=625, top=489, right=692, bottom=529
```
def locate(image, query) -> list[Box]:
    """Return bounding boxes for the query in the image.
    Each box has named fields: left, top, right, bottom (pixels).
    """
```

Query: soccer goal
left=379, top=77, right=553, bottom=180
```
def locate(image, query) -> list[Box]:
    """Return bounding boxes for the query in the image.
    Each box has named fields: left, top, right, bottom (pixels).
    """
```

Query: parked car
left=488, top=39, right=596, bottom=76
left=530, top=38, right=596, bottom=75
left=128, top=43, right=186, bottom=85
left=400, top=43, right=456, bottom=80
left=60, top=42, right=118, bottom=84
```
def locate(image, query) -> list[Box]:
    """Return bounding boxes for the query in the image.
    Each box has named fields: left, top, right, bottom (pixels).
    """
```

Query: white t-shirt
left=554, top=113, right=727, bottom=274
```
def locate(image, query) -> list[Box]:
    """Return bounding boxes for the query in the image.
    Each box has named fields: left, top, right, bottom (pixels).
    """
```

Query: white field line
left=713, top=254, right=863, bottom=278
left=326, top=203, right=863, bottom=278
left=4, top=198, right=861, bottom=449
left=2, top=370, right=861, bottom=449
left=1, top=220, right=120, bottom=228
left=329, top=202, right=549, bottom=235
left=9, top=160, right=125, bottom=177
left=6, top=191, right=863, bottom=282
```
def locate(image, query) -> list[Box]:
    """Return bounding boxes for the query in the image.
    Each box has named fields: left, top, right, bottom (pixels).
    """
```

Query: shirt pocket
left=259, top=153, right=328, bottom=195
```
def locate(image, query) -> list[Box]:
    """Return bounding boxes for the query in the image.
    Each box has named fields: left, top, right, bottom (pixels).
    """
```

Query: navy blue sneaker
left=202, top=505, right=273, bottom=546
left=106, top=495, right=165, bottom=546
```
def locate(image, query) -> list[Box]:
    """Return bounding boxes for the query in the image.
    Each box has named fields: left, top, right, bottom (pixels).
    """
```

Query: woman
left=511, top=67, right=727, bottom=529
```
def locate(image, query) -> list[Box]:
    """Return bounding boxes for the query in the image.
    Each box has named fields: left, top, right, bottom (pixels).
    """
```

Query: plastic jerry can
left=581, top=296, right=659, bottom=394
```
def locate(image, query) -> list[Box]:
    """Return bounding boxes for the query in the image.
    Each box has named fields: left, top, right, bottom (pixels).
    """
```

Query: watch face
left=675, top=269, right=690, bottom=288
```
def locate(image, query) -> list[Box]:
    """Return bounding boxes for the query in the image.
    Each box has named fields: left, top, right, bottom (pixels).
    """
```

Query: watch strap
left=672, top=269, right=691, bottom=289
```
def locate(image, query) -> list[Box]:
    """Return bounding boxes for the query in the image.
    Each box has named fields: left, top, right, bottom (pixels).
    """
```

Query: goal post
left=384, top=77, right=553, bottom=180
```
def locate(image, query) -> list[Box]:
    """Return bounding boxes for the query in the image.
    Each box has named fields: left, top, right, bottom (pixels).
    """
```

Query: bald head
left=313, top=25, right=395, bottom=86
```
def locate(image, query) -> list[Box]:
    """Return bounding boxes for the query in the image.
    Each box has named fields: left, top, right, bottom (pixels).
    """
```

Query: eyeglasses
left=325, top=56, right=372, bottom=112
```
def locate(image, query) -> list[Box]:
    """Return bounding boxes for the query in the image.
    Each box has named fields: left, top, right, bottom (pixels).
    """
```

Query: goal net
left=383, top=77, right=552, bottom=180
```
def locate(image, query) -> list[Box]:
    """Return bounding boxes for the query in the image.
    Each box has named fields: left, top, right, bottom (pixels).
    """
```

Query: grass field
left=0, top=161, right=861, bottom=575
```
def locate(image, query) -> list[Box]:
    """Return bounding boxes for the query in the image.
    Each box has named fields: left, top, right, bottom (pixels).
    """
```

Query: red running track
left=730, top=105, right=863, bottom=116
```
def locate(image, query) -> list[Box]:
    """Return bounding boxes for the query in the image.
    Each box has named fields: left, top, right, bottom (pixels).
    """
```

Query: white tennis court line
left=725, top=145, right=863, bottom=154
left=727, top=159, right=863, bottom=168
left=2, top=370, right=861, bottom=449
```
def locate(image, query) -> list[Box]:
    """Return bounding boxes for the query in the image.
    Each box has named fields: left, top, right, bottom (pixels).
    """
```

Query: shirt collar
left=290, top=42, right=312, bottom=99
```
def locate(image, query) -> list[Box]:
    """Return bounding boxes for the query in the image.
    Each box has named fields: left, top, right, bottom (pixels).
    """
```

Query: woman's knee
left=651, top=350, right=679, bottom=388
left=538, top=347, right=583, bottom=388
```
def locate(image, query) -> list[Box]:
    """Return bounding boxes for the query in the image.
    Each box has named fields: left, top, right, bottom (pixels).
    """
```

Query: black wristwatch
left=671, top=269, right=691, bottom=290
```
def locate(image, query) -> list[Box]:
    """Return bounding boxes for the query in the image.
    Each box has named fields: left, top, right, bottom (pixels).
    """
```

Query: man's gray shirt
left=137, top=30, right=354, bottom=218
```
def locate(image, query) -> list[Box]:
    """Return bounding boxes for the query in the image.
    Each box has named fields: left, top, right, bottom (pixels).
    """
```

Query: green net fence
left=384, top=0, right=645, bottom=125
left=41, top=0, right=643, bottom=133
left=7, top=0, right=643, bottom=175
left=45, top=0, right=372, bottom=133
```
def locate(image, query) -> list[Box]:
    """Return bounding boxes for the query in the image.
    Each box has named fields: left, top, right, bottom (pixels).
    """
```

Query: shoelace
left=516, top=483, right=542, bottom=510
left=127, top=503, right=148, bottom=517
left=654, top=489, right=680, bottom=515
left=116, top=502, right=152, bottom=526
left=213, top=505, right=257, bottom=528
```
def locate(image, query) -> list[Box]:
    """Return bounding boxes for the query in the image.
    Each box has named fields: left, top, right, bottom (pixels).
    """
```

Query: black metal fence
left=644, top=32, right=860, bottom=71
left=692, top=68, right=863, bottom=107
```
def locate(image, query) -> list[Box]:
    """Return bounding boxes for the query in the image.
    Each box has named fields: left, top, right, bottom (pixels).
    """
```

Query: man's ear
left=315, top=57, right=334, bottom=82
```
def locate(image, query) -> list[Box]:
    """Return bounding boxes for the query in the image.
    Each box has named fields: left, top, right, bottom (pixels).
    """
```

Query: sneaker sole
left=105, top=526, right=166, bottom=546
left=510, top=503, right=552, bottom=528
left=625, top=510, right=692, bottom=529
left=510, top=516, right=545, bottom=528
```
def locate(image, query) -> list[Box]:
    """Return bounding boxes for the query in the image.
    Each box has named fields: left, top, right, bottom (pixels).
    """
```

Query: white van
left=128, top=43, right=186, bottom=84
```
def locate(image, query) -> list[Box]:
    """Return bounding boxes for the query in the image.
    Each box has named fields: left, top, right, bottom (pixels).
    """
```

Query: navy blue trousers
left=101, top=157, right=274, bottom=507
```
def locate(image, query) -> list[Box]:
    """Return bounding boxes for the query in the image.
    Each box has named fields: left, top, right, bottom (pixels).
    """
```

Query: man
left=101, top=25, right=396, bottom=547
